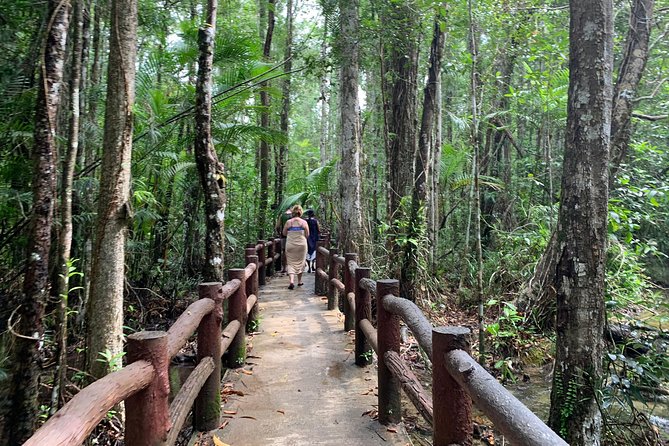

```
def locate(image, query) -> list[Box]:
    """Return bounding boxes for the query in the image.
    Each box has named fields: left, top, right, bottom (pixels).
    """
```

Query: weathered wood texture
left=194, top=283, right=223, bottom=431
left=166, top=298, right=215, bottom=358
left=433, top=326, right=472, bottom=446
left=355, top=267, right=373, bottom=366
left=384, top=351, right=433, bottom=426
left=125, top=331, right=171, bottom=446
left=376, top=280, right=401, bottom=425
left=343, top=253, right=358, bottom=331
left=383, top=296, right=433, bottom=359
left=167, top=357, right=214, bottom=446
left=23, top=361, right=154, bottom=446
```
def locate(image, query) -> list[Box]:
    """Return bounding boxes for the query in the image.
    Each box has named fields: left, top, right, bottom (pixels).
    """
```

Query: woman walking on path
left=304, top=209, right=320, bottom=272
left=282, top=205, right=309, bottom=289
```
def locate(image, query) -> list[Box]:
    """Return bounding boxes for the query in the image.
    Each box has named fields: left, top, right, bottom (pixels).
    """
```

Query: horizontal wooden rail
left=221, top=319, right=242, bottom=353
left=359, top=277, right=376, bottom=296
left=331, top=278, right=345, bottom=293
left=244, top=262, right=256, bottom=280
left=385, top=351, right=433, bottom=425
left=360, top=318, right=378, bottom=353
left=247, top=294, right=258, bottom=314
left=26, top=234, right=276, bottom=446
left=383, top=295, right=433, bottom=358
left=24, top=361, right=154, bottom=446
left=167, top=298, right=215, bottom=358
left=312, top=240, right=565, bottom=446
left=444, top=349, right=568, bottom=446
left=167, top=357, right=215, bottom=446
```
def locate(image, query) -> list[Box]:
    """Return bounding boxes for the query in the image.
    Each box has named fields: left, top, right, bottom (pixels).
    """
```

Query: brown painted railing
left=24, top=238, right=282, bottom=446
left=315, top=240, right=568, bottom=446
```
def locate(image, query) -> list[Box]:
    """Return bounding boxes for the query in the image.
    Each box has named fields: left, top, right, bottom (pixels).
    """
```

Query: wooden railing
left=24, top=238, right=282, bottom=446
left=315, top=240, right=568, bottom=446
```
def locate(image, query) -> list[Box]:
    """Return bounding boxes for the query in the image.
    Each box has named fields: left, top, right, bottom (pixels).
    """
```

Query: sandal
left=297, top=282, right=304, bottom=287
left=288, top=283, right=294, bottom=290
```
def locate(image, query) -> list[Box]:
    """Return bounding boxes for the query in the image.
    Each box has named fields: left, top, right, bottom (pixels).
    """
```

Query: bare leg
left=297, top=273, right=303, bottom=285
left=288, top=273, right=295, bottom=289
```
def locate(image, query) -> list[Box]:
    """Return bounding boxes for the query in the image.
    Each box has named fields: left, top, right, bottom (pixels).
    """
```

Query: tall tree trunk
left=193, top=0, right=225, bottom=282
left=318, top=18, right=330, bottom=215
left=404, top=11, right=446, bottom=301
left=275, top=0, right=293, bottom=207
left=517, top=0, right=654, bottom=324
left=337, top=0, right=364, bottom=255
left=258, top=0, right=274, bottom=239
left=85, top=0, right=137, bottom=379
left=52, top=0, right=84, bottom=413
left=547, top=0, right=613, bottom=443
left=382, top=0, right=419, bottom=292
left=4, top=1, right=71, bottom=443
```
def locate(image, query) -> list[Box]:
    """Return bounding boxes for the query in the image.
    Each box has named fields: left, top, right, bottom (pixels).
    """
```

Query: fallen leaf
left=223, top=410, right=237, bottom=415
left=212, top=435, right=230, bottom=446
left=277, top=410, right=285, bottom=415
left=387, top=427, right=397, bottom=433
left=240, top=415, right=257, bottom=420
left=241, top=369, right=253, bottom=375
left=217, top=420, right=229, bottom=430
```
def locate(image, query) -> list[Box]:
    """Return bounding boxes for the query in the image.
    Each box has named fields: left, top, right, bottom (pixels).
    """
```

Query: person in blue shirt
left=304, top=209, right=320, bottom=273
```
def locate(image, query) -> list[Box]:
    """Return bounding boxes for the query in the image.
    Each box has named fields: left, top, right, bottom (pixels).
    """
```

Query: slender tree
left=193, top=0, right=225, bottom=282
left=337, top=0, right=364, bottom=255
left=4, top=0, right=71, bottom=443
left=85, top=0, right=137, bottom=379
left=52, top=0, right=85, bottom=412
left=258, top=0, right=275, bottom=238
left=275, top=0, right=293, bottom=206
left=547, top=0, right=614, bottom=443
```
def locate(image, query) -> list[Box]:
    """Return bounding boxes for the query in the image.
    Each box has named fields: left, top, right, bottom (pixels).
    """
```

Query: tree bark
left=609, top=0, right=655, bottom=184
left=258, top=0, right=274, bottom=239
left=193, top=0, right=225, bottom=282
left=518, top=0, right=654, bottom=324
left=547, top=0, right=613, bottom=444
left=382, top=0, right=420, bottom=292
left=338, top=0, right=364, bottom=255
left=404, top=12, right=446, bottom=301
left=52, top=0, right=84, bottom=413
left=86, top=0, right=137, bottom=379
left=5, top=1, right=71, bottom=443
left=275, top=0, right=293, bottom=207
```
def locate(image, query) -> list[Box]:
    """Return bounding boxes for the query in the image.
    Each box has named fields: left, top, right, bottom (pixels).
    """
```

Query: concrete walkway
left=211, top=271, right=409, bottom=446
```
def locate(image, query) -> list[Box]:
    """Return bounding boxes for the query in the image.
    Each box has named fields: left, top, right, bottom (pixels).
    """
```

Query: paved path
left=212, top=271, right=409, bottom=446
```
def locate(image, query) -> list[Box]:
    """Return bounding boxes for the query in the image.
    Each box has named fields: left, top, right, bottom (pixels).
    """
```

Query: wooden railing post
left=256, top=239, right=266, bottom=286
left=245, top=248, right=259, bottom=331
left=355, top=267, right=373, bottom=367
left=266, top=239, right=275, bottom=278
left=433, top=326, right=473, bottom=445
left=343, top=253, right=358, bottom=332
left=226, top=269, right=247, bottom=368
left=327, top=248, right=340, bottom=311
left=194, top=282, right=223, bottom=431
left=315, top=238, right=327, bottom=295
left=275, top=238, right=281, bottom=274
left=125, top=331, right=169, bottom=445
left=377, top=279, right=401, bottom=425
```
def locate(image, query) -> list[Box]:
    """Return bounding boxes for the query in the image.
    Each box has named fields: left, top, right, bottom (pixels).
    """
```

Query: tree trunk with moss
left=193, top=0, right=225, bottom=283
left=547, top=0, right=613, bottom=443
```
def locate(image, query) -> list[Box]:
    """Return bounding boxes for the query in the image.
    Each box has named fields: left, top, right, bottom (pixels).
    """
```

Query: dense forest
left=0, top=0, right=668, bottom=444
